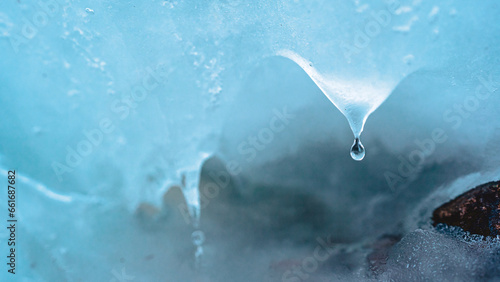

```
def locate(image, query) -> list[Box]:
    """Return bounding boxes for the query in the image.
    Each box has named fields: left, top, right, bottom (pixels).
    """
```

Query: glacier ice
left=0, top=0, right=499, bottom=281
left=277, top=49, right=394, bottom=161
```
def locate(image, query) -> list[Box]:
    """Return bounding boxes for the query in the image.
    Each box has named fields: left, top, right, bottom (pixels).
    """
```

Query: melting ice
left=0, top=0, right=499, bottom=281
left=278, top=49, right=395, bottom=160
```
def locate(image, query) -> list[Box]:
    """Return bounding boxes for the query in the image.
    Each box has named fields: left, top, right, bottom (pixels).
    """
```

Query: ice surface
left=277, top=49, right=394, bottom=140
left=0, top=0, right=499, bottom=281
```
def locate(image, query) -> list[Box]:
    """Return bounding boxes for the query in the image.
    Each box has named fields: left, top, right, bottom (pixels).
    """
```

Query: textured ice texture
left=381, top=228, right=500, bottom=281
left=0, top=0, right=500, bottom=281
left=433, top=181, right=500, bottom=237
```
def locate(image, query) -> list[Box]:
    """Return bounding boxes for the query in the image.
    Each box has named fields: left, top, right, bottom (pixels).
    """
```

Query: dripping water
left=350, top=137, right=365, bottom=161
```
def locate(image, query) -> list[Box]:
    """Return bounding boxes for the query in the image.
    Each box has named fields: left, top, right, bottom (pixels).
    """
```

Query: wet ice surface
left=1, top=0, right=500, bottom=281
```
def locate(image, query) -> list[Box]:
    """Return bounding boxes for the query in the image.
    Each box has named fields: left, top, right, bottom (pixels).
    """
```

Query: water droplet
left=191, top=230, right=205, bottom=246
left=350, top=138, right=365, bottom=161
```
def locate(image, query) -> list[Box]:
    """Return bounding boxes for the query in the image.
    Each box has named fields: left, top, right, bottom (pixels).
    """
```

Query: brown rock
left=432, top=180, right=500, bottom=237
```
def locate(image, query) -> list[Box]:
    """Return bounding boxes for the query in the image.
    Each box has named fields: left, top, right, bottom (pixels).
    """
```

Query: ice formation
left=0, top=0, right=499, bottom=281
left=277, top=49, right=395, bottom=160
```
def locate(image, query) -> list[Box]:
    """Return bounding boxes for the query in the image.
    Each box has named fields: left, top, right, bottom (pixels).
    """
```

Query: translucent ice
left=381, top=229, right=500, bottom=281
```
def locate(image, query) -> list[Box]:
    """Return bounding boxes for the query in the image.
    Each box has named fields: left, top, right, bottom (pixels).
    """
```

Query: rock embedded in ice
left=432, top=181, right=500, bottom=237
left=367, top=234, right=402, bottom=276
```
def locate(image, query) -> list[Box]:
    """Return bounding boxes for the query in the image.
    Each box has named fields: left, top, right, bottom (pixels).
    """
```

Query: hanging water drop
left=350, top=137, right=365, bottom=161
